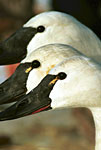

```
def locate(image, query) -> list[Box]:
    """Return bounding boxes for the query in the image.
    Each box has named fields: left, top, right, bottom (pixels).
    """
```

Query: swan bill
left=0, top=62, right=36, bottom=105
left=0, top=74, right=58, bottom=121
left=0, top=27, right=37, bottom=65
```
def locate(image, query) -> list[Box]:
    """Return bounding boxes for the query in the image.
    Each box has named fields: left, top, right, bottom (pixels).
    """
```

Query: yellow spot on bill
left=49, top=77, right=58, bottom=85
left=25, top=67, right=32, bottom=73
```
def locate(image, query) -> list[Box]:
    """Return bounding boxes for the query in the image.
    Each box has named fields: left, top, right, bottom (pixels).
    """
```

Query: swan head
left=0, top=11, right=99, bottom=65
left=49, top=56, right=101, bottom=109
left=0, top=11, right=77, bottom=65
left=23, top=11, right=80, bottom=56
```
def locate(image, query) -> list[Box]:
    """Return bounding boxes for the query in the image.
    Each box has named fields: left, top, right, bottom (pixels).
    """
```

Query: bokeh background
left=0, top=0, right=101, bottom=150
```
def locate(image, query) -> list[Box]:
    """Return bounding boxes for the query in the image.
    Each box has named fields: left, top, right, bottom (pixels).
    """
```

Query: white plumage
left=23, top=11, right=101, bottom=63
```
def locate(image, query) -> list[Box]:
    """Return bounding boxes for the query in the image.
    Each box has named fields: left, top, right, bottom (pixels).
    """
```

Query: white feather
left=22, top=11, right=101, bottom=63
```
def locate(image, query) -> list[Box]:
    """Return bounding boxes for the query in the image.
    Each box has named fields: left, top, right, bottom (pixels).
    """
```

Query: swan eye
left=32, top=60, right=41, bottom=68
left=37, top=26, right=45, bottom=32
left=57, top=72, right=67, bottom=80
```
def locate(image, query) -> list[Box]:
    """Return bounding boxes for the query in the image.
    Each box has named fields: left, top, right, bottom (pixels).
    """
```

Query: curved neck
left=89, top=107, right=101, bottom=150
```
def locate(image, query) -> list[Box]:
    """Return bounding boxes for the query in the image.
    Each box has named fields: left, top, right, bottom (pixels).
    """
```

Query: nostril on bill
left=16, top=99, right=31, bottom=109
left=0, top=88, right=3, bottom=93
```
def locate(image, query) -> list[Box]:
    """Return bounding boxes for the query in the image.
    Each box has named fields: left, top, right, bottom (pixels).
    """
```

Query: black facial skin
left=0, top=60, right=40, bottom=105
left=0, top=27, right=37, bottom=65
left=0, top=72, right=67, bottom=121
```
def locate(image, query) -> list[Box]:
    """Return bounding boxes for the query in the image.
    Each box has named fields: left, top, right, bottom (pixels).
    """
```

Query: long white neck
left=89, top=107, right=101, bottom=150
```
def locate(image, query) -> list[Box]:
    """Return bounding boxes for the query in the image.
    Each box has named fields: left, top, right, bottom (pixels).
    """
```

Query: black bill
left=0, top=27, right=37, bottom=65
left=0, top=60, right=40, bottom=104
left=0, top=74, right=59, bottom=121
left=0, top=72, right=67, bottom=121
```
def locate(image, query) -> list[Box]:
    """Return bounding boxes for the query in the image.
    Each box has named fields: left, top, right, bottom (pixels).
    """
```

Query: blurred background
left=0, top=0, right=101, bottom=149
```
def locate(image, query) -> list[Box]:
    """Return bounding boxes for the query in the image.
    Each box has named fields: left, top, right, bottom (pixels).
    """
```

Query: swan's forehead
left=24, top=45, right=69, bottom=62
left=23, top=11, right=73, bottom=28
left=49, top=56, right=92, bottom=75
left=23, top=44, right=80, bottom=63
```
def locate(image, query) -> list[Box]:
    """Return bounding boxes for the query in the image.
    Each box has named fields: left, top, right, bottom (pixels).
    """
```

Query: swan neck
left=89, top=107, right=101, bottom=150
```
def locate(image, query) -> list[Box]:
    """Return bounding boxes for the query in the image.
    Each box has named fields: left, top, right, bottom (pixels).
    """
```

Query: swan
left=0, top=11, right=101, bottom=65
left=0, top=44, right=84, bottom=104
left=0, top=55, right=100, bottom=150
left=48, top=56, right=101, bottom=150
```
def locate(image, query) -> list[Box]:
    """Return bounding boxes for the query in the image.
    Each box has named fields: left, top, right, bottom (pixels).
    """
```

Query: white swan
left=0, top=11, right=101, bottom=65
left=46, top=56, right=101, bottom=150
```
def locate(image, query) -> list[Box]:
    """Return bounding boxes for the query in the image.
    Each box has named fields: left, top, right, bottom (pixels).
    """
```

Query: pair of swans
left=0, top=11, right=101, bottom=150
